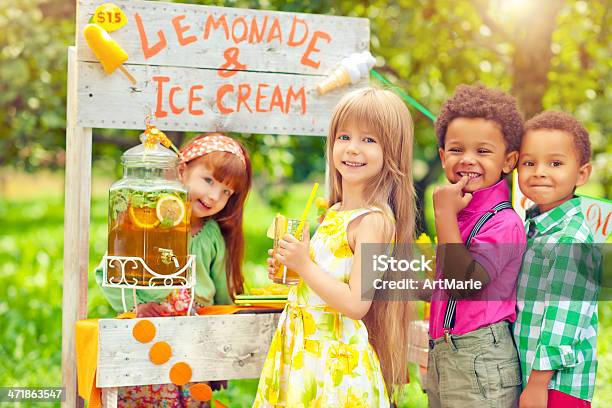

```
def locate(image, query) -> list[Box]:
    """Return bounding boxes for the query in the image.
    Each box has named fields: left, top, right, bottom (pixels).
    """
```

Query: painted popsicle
left=83, top=23, right=136, bottom=85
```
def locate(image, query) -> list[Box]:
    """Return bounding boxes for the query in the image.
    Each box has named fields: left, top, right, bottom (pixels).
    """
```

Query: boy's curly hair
left=435, top=84, right=524, bottom=152
left=524, top=111, right=591, bottom=165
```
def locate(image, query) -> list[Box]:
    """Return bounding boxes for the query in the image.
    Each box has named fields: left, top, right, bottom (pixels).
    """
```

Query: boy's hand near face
left=434, top=175, right=472, bottom=245
left=433, top=175, right=492, bottom=295
left=433, top=176, right=473, bottom=217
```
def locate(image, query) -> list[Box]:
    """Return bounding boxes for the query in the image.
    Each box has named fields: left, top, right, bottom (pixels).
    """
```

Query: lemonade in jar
left=107, top=133, right=190, bottom=286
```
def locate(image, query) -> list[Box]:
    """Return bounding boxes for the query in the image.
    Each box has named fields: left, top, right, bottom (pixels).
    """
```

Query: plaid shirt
left=513, top=197, right=600, bottom=401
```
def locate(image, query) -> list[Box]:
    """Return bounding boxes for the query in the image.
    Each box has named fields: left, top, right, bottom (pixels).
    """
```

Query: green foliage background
left=0, top=0, right=610, bottom=406
left=1, top=0, right=609, bottom=221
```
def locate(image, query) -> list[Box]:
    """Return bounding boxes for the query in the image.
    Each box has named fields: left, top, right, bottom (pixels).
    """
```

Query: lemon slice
left=266, top=213, right=287, bottom=239
left=129, top=206, right=161, bottom=229
left=156, top=195, right=186, bottom=227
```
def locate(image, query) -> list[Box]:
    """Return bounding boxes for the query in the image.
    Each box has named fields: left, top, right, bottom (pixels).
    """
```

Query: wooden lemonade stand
left=62, top=1, right=370, bottom=406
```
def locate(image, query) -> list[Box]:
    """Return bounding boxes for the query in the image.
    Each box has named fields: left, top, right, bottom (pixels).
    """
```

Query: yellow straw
left=295, top=183, right=319, bottom=238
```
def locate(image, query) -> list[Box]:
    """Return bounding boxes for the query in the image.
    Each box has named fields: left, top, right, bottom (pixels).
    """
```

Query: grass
left=0, top=170, right=610, bottom=407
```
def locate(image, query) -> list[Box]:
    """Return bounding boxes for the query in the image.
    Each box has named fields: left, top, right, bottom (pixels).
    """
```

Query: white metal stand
left=102, top=254, right=197, bottom=314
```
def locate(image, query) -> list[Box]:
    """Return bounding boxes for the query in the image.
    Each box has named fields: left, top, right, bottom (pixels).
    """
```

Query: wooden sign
left=97, top=314, right=279, bottom=387
left=512, top=172, right=612, bottom=243
left=75, top=0, right=370, bottom=135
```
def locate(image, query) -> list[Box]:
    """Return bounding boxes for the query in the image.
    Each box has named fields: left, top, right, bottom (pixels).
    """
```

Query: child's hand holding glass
left=275, top=222, right=311, bottom=273
left=267, top=221, right=311, bottom=284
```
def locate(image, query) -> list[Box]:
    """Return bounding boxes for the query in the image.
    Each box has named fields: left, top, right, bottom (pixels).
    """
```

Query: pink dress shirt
left=429, top=179, right=526, bottom=339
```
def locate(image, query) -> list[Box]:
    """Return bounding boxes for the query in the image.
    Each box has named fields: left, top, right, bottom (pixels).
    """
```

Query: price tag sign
left=91, top=2, right=127, bottom=32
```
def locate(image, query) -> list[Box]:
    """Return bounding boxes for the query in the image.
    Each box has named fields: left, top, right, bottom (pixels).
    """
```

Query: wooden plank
left=76, top=61, right=367, bottom=134
left=97, top=313, right=280, bottom=388
left=76, top=0, right=369, bottom=75
left=61, top=46, right=93, bottom=408
left=101, top=388, right=118, bottom=408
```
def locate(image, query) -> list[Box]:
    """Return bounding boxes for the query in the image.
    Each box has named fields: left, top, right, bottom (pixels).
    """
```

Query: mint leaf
left=144, top=191, right=162, bottom=208
left=160, top=218, right=174, bottom=228
left=109, top=190, right=128, bottom=220
left=131, top=195, right=145, bottom=208
left=114, top=199, right=127, bottom=213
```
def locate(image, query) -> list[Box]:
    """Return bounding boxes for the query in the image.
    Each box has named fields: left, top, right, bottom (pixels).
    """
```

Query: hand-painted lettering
left=204, top=14, right=230, bottom=40
left=152, top=76, right=170, bottom=118
left=300, top=31, right=331, bottom=68
left=189, top=85, right=204, bottom=116
left=288, top=17, right=308, bottom=47
left=135, top=13, right=167, bottom=59
left=216, top=84, right=234, bottom=114
left=218, top=47, right=247, bottom=78
left=169, top=86, right=184, bottom=114
left=172, top=15, right=197, bottom=46
left=231, top=16, right=249, bottom=44
left=266, top=18, right=282, bottom=44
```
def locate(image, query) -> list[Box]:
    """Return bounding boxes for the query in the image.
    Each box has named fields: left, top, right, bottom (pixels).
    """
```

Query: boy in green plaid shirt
left=514, top=111, right=600, bottom=408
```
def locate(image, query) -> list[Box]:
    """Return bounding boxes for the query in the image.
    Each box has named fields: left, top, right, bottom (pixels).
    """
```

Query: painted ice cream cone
left=317, top=67, right=352, bottom=95
left=316, top=51, right=376, bottom=95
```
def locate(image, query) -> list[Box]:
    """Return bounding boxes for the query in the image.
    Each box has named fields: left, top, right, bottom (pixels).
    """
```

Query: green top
left=94, top=219, right=232, bottom=313
left=513, top=197, right=600, bottom=401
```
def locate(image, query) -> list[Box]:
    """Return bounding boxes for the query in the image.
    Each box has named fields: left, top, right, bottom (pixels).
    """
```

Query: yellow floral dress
left=253, top=205, right=389, bottom=408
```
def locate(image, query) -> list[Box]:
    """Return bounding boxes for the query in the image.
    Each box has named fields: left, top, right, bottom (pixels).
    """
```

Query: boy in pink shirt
left=427, top=84, right=527, bottom=407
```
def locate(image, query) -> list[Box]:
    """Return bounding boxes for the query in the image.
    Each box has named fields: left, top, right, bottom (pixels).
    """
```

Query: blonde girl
left=254, top=87, right=416, bottom=407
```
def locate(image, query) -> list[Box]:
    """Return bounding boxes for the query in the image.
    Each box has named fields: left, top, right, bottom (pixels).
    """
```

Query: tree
left=334, top=0, right=610, bottom=230
left=1, top=0, right=609, bottom=215
left=0, top=0, right=73, bottom=170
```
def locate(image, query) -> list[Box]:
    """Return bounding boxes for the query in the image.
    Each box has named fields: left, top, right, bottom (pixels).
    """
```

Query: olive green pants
left=426, top=322, right=521, bottom=408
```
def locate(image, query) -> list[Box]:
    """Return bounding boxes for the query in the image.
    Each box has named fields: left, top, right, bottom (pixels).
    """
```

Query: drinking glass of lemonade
left=271, top=215, right=302, bottom=285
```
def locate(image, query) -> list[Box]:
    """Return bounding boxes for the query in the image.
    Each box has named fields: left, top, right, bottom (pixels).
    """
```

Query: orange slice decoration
left=189, top=383, right=213, bottom=402
left=129, top=206, right=161, bottom=229
left=169, top=362, right=192, bottom=386
left=132, top=320, right=155, bottom=343
left=149, top=341, right=172, bottom=365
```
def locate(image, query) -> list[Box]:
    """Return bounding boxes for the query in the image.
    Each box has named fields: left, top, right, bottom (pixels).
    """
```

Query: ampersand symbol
left=218, top=47, right=247, bottom=78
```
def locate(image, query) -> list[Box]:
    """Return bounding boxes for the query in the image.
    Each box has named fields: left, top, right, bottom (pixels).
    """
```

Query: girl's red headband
left=180, top=135, right=246, bottom=168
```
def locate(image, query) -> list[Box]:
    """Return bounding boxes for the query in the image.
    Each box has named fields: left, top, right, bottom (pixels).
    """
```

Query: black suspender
left=442, top=201, right=513, bottom=337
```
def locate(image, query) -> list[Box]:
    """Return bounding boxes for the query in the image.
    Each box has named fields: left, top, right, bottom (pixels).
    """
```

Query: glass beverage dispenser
left=106, top=133, right=190, bottom=286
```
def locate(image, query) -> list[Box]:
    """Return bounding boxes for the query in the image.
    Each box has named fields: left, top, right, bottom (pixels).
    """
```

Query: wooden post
left=61, top=46, right=92, bottom=408
left=102, top=388, right=118, bottom=408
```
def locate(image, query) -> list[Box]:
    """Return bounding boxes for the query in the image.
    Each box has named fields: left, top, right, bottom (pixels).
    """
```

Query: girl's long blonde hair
left=327, top=87, right=416, bottom=394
